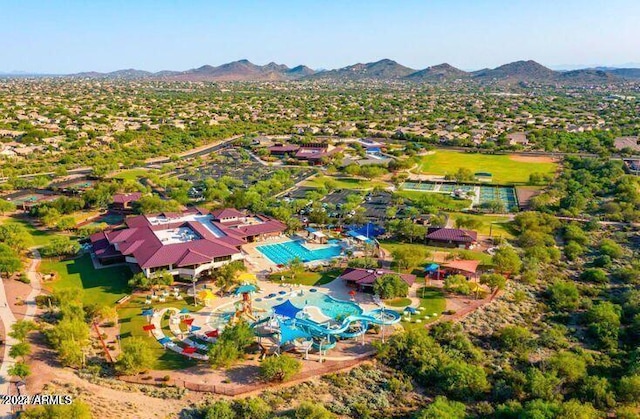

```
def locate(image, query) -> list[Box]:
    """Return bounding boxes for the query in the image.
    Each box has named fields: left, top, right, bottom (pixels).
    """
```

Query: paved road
left=0, top=249, right=41, bottom=419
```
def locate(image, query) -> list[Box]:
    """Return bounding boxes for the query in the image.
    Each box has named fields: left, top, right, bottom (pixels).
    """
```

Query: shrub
left=417, top=396, right=466, bottom=419
left=16, top=273, right=30, bottom=284
left=444, top=275, right=471, bottom=295
left=260, top=355, right=301, bottom=382
left=205, top=401, right=235, bottom=419
left=547, top=280, right=580, bottom=311
left=497, top=326, right=532, bottom=352
left=580, top=268, right=608, bottom=284
left=294, top=401, right=335, bottom=419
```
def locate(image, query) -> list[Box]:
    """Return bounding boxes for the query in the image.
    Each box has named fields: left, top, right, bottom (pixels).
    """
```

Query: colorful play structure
left=143, top=279, right=402, bottom=362
left=251, top=298, right=402, bottom=360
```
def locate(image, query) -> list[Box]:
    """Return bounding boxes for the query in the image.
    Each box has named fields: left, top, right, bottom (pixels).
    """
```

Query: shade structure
left=190, top=325, right=201, bottom=332
left=205, top=330, right=219, bottom=338
left=443, top=260, right=480, bottom=274
left=234, top=283, right=257, bottom=294
left=182, top=346, right=196, bottom=354
left=158, top=337, right=171, bottom=345
left=179, top=307, right=190, bottom=314
left=182, top=317, right=194, bottom=325
left=141, top=309, right=154, bottom=316
left=349, top=290, right=356, bottom=296
left=142, top=324, right=156, bottom=331
left=404, top=307, right=417, bottom=314
left=272, top=300, right=302, bottom=319
left=424, top=263, right=439, bottom=273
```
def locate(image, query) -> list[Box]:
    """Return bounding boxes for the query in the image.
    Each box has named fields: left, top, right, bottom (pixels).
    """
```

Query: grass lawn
left=450, top=213, right=515, bottom=239
left=1, top=215, right=58, bottom=247
left=118, top=295, right=198, bottom=370
left=380, top=241, right=493, bottom=266
left=418, top=150, right=557, bottom=184
left=397, top=286, right=446, bottom=330
left=267, top=269, right=341, bottom=286
left=110, top=168, right=152, bottom=181
left=385, top=297, right=412, bottom=307
left=42, top=254, right=133, bottom=306
left=303, top=175, right=387, bottom=190
left=395, top=190, right=472, bottom=211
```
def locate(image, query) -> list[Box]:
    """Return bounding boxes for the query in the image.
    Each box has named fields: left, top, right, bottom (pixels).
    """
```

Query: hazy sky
left=1, top=0, right=639, bottom=73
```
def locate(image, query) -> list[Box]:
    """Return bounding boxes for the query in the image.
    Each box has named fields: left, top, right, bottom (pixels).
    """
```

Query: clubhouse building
left=90, top=207, right=286, bottom=279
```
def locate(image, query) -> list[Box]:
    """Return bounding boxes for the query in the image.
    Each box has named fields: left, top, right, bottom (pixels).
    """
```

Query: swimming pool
left=257, top=240, right=343, bottom=265
left=256, top=291, right=362, bottom=320
left=209, top=291, right=362, bottom=330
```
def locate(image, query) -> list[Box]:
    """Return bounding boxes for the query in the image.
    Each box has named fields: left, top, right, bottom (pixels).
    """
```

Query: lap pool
left=257, top=240, right=343, bottom=265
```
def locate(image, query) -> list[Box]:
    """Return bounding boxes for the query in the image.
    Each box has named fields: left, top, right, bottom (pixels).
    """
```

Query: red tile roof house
left=339, top=267, right=416, bottom=292
left=90, top=208, right=286, bottom=279
left=294, top=143, right=341, bottom=165
left=110, top=192, right=143, bottom=213
left=426, top=227, right=478, bottom=249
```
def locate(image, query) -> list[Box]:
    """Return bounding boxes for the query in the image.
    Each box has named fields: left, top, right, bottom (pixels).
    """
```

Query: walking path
left=0, top=249, right=41, bottom=418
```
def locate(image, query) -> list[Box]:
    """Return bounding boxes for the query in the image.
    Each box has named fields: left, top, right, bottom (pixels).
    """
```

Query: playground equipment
left=251, top=299, right=401, bottom=358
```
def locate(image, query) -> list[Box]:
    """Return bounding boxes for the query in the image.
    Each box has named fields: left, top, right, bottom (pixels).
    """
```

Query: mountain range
left=63, top=59, right=640, bottom=84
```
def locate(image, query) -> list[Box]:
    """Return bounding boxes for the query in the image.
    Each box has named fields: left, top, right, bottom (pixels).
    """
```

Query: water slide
left=291, top=308, right=402, bottom=340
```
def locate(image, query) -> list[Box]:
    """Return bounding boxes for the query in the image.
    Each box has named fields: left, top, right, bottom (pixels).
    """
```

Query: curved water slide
left=293, top=308, right=402, bottom=339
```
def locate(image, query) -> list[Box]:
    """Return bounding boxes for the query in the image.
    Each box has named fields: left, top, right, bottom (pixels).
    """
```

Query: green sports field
left=417, top=151, right=557, bottom=184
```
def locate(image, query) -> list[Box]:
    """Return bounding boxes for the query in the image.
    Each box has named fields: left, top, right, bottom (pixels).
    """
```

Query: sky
left=1, top=0, right=639, bottom=74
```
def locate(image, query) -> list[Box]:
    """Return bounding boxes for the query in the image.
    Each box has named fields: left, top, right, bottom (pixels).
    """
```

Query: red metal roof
left=339, top=267, right=416, bottom=286
left=426, top=228, right=477, bottom=243
left=112, top=192, right=142, bottom=204
left=211, top=208, right=246, bottom=220
left=443, top=260, right=481, bottom=274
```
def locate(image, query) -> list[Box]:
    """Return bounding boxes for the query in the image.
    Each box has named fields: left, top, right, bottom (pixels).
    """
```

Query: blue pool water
left=257, top=240, right=343, bottom=265
left=255, top=291, right=362, bottom=320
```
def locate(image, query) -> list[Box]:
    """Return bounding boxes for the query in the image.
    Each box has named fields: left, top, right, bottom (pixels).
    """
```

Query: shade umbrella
left=237, top=272, right=257, bottom=284
left=179, top=307, right=190, bottom=314
left=142, top=324, right=156, bottom=332
left=182, top=346, right=196, bottom=354
left=182, top=318, right=194, bottom=326
left=190, top=325, right=201, bottom=332
left=141, top=309, right=154, bottom=316
left=158, top=337, right=171, bottom=345
left=198, top=289, right=216, bottom=307
left=205, top=330, right=219, bottom=338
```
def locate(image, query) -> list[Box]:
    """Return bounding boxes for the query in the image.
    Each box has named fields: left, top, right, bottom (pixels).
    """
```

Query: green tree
left=548, top=352, right=587, bottom=384
left=8, top=361, right=30, bottom=379
left=0, top=199, right=16, bottom=214
left=9, top=319, right=36, bottom=341
left=116, top=338, right=154, bottom=374
left=0, top=223, right=33, bottom=251
left=391, top=247, right=429, bottom=271
left=440, top=360, right=490, bottom=400
left=618, top=374, right=640, bottom=403
left=259, top=355, right=301, bottom=382
left=9, top=341, right=31, bottom=360
left=373, top=273, right=409, bottom=299
left=479, top=273, right=507, bottom=292
left=585, top=301, right=621, bottom=349
left=492, top=246, right=522, bottom=274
